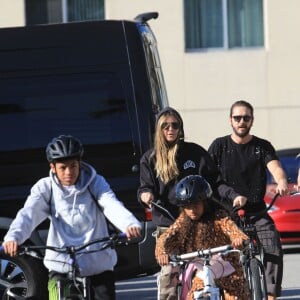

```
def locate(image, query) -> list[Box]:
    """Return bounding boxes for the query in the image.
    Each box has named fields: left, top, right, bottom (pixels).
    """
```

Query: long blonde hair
left=153, top=111, right=184, bottom=184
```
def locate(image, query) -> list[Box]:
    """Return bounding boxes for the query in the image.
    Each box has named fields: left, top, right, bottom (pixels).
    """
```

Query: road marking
left=116, top=287, right=157, bottom=293
left=116, top=279, right=156, bottom=286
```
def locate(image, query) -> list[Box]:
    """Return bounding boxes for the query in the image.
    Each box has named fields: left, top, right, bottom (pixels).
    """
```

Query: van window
left=137, top=23, right=169, bottom=112
left=0, top=71, right=137, bottom=187
left=0, top=72, right=131, bottom=151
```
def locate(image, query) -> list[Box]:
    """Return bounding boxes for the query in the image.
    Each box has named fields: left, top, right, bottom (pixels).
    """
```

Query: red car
left=264, top=148, right=300, bottom=244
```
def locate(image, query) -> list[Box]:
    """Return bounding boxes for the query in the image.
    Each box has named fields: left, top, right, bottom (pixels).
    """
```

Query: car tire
left=0, top=253, right=48, bottom=299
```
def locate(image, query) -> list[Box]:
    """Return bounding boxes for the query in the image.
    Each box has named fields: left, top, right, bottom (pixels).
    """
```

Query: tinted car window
left=0, top=71, right=137, bottom=188
left=0, top=72, right=130, bottom=150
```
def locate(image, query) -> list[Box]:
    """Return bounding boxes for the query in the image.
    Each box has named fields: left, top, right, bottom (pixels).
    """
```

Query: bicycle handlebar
left=151, top=200, right=176, bottom=221
left=233, top=192, right=280, bottom=220
left=171, top=244, right=233, bottom=261
left=237, top=209, right=245, bottom=218
left=0, top=232, right=127, bottom=255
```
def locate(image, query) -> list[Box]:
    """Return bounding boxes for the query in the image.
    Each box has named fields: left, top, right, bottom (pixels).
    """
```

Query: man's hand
left=276, top=179, right=289, bottom=196
left=140, top=191, right=154, bottom=208
left=233, top=196, right=247, bottom=208
left=297, top=167, right=300, bottom=192
left=267, top=160, right=289, bottom=196
left=2, top=240, right=18, bottom=257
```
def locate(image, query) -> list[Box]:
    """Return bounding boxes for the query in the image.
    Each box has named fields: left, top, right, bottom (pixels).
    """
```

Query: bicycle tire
left=65, top=296, right=82, bottom=300
left=177, top=283, right=182, bottom=300
left=247, top=258, right=268, bottom=300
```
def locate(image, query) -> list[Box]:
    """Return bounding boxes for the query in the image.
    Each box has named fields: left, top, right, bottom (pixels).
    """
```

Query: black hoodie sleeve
left=137, top=150, right=158, bottom=205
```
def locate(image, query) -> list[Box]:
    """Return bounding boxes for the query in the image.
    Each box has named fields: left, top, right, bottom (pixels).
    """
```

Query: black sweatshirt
left=137, top=141, right=239, bottom=227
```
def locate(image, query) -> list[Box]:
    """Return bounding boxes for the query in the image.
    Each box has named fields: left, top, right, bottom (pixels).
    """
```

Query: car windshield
left=267, top=154, right=299, bottom=184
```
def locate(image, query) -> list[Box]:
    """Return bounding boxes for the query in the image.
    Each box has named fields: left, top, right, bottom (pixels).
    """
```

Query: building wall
left=0, top=0, right=25, bottom=28
left=0, top=0, right=299, bottom=150
left=107, top=0, right=300, bottom=150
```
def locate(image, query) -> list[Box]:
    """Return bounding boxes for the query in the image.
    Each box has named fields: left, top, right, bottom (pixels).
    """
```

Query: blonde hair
left=153, top=113, right=183, bottom=184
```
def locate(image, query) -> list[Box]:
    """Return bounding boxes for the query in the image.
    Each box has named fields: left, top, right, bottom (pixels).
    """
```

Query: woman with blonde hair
left=137, top=107, right=246, bottom=300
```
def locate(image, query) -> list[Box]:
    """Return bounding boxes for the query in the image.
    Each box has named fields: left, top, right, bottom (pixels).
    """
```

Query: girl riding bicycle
left=155, top=175, right=250, bottom=300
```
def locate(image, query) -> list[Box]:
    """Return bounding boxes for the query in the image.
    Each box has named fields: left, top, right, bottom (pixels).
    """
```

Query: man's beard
left=232, top=126, right=251, bottom=138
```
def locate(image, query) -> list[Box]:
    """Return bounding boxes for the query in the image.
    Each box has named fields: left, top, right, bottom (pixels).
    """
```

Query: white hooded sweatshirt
left=4, top=162, right=141, bottom=276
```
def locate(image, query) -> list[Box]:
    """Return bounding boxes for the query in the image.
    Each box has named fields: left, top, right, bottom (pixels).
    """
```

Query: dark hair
left=230, top=100, right=254, bottom=117
left=46, top=135, right=84, bottom=163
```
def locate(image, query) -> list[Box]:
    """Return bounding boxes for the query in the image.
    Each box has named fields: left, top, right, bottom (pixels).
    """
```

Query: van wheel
left=0, top=253, right=48, bottom=300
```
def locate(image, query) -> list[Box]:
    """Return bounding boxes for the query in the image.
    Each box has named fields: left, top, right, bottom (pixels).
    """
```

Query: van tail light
left=144, top=207, right=152, bottom=221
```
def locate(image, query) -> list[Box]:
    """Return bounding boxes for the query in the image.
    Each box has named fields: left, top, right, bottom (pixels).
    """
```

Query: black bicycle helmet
left=175, top=175, right=213, bottom=207
left=46, top=135, right=84, bottom=162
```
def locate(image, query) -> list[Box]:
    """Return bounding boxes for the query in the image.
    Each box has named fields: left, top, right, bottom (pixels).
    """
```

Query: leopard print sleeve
left=155, top=212, right=187, bottom=258
left=215, top=210, right=249, bottom=246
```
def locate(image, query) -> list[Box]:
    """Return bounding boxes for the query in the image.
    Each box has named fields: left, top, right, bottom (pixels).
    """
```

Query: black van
left=0, top=12, right=167, bottom=298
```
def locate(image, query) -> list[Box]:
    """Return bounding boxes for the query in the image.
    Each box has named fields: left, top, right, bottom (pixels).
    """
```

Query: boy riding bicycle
left=2, top=135, right=141, bottom=300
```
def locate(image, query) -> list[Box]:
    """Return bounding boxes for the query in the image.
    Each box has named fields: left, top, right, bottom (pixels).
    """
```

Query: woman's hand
left=233, top=196, right=247, bottom=208
left=140, top=192, right=154, bottom=208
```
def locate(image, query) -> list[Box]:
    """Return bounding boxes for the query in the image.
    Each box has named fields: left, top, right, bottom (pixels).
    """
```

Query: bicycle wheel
left=176, top=283, right=182, bottom=300
left=65, top=295, right=82, bottom=300
left=247, top=258, right=268, bottom=300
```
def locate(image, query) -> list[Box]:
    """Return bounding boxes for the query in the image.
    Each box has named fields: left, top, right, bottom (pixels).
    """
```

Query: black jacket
left=138, top=141, right=239, bottom=227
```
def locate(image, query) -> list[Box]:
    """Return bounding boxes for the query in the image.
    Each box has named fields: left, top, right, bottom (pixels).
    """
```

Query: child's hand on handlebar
left=231, top=237, right=246, bottom=249
left=2, top=240, right=18, bottom=257
left=125, top=225, right=141, bottom=240
left=156, top=253, right=169, bottom=266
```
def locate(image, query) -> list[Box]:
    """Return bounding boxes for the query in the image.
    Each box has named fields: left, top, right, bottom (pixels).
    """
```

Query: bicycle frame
left=193, top=262, right=220, bottom=300
left=0, top=233, right=127, bottom=300
left=235, top=208, right=270, bottom=300
left=171, top=245, right=235, bottom=300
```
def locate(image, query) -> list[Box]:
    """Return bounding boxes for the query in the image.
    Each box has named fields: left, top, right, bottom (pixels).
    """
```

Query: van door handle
left=132, top=165, right=139, bottom=173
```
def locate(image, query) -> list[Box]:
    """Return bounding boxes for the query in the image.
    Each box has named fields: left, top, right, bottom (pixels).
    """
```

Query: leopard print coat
left=155, top=209, right=250, bottom=300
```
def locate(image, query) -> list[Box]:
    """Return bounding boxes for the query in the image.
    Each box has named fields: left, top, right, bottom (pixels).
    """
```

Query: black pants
left=90, top=271, right=116, bottom=300
left=254, top=213, right=283, bottom=297
left=49, top=270, right=115, bottom=300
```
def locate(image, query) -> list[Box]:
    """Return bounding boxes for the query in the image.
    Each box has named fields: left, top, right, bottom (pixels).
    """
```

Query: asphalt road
left=279, top=246, right=300, bottom=299
left=116, top=246, right=300, bottom=300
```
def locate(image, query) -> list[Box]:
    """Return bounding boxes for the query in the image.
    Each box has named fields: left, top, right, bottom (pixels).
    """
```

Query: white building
left=1, top=0, right=299, bottom=150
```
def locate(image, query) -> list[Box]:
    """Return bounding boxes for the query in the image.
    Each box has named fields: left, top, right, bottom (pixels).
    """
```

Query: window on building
left=184, top=0, right=264, bottom=50
left=25, top=0, right=104, bottom=25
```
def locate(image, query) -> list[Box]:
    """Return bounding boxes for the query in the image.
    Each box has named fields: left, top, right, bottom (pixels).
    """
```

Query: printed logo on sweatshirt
left=183, top=160, right=196, bottom=169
